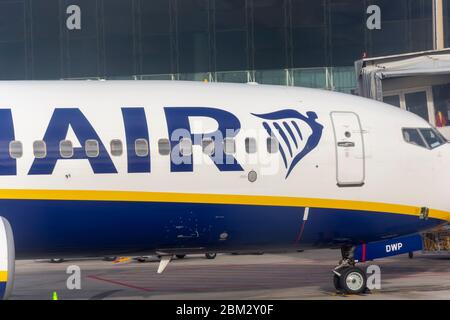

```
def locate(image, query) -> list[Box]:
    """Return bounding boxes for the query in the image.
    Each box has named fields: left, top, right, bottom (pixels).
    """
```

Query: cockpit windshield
left=402, top=127, right=447, bottom=149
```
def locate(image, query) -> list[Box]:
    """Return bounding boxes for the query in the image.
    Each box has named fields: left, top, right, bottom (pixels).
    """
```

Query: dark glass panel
left=214, top=0, right=248, bottom=71
left=0, top=1, right=26, bottom=79
left=368, top=0, right=409, bottom=57
left=214, top=0, right=246, bottom=30
left=141, top=35, right=172, bottom=74
left=177, top=0, right=209, bottom=32
left=405, top=91, right=429, bottom=121
left=0, top=42, right=27, bottom=80
left=140, top=0, right=171, bottom=35
left=409, top=0, right=432, bottom=19
left=291, top=0, right=325, bottom=27
left=177, top=0, right=210, bottom=73
left=215, top=31, right=248, bottom=71
left=30, top=0, right=61, bottom=79
left=0, top=1, right=25, bottom=41
left=140, top=0, right=172, bottom=74
left=370, top=21, right=408, bottom=56
left=383, top=95, right=401, bottom=108
left=253, top=0, right=287, bottom=70
left=103, top=0, right=134, bottom=77
left=329, top=0, right=365, bottom=66
left=66, top=39, right=99, bottom=77
left=62, top=0, right=100, bottom=78
left=409, top=19, right=433, bottom=52
left=178, top=32, right=210, bottom=73
left=408, top=0, right=433, bottom=51
left=291, top=0, right=327, bottom=68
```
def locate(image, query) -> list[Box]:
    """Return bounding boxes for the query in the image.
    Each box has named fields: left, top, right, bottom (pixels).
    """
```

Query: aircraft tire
left=333, top=274, right=342, bottom=291
left=50, top=258, right=64, bottom=263
left=333, top=265, right=346, bottom=291
left=205, top=253, right=217, bottom=259
left=136, top=257, right=147, bottom=263
left=176, top=254, right=186, bottom=259
left=339, top=266, right=367, bottom=295
left=103, top=256, right=117, bottom=262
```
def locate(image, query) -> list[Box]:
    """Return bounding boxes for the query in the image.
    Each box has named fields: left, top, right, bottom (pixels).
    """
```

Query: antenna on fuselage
left=157, top=255, right=172, bottom=274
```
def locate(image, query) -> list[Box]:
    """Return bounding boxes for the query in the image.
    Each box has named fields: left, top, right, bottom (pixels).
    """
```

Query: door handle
left=337, top=141, right=355, bottom=147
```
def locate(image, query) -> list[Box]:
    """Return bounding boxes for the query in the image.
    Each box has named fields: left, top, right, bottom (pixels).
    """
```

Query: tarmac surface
left=10, top=249, right=450, bottom=300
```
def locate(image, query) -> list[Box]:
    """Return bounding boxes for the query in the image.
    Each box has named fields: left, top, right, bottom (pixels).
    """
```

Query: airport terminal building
left=0, top=0, right=448, bottom=94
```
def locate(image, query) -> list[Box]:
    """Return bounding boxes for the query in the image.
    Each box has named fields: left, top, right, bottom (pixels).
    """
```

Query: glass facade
left=0, top=0, right=434, bottom=92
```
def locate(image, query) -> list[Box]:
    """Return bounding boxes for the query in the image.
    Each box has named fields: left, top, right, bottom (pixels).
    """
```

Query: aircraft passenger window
left=266, top=137, right=278, bottom=154
left=110, top=139, right=123, bottom=156
left=60, top=140, right=73, bottom=158
left=135, top=139, right=149, bottom=157
left=158, top=138, right=170, bottom=156
left=402, top=129, right=427, bottom=148
left=9, top=141, right=23, bottom=159
left=85, top=139, right=99, bottom=158
left=179, top=138, right=192, bottom=156
left=202, top=139, right=214, bottom=155
left=224, top=138, right=235, bottom=154
left=419, top=128, right=446, bottom=149
left=245, top=138, right=257, bottom=154
left=33, top=141, right=47, bottom=158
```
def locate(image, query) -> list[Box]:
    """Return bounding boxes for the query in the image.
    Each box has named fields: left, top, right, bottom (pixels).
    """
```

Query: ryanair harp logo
left=252, top=109, right=323, bottom=178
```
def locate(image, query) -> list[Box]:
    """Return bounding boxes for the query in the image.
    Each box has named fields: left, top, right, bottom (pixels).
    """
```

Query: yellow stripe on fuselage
left=0, top=189, right=448, bottom=222
left=0, top=271, right=7, bottom=282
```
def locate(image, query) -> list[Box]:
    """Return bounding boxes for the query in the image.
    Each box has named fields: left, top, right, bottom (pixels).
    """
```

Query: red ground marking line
left=87, top=275, right=152, bottom=292
left=111, top=266, right=303, bottom=277
left=87, top=274, right=329, bottom=293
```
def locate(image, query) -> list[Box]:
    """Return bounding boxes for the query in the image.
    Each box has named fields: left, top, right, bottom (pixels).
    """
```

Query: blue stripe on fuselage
left=0, top=199, right=444, bottom=259
left=0, top=282, right=5, bottom=298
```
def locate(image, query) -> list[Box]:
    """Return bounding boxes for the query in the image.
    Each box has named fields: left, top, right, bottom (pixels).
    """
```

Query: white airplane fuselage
left=0, top=80, right=449, bottom=260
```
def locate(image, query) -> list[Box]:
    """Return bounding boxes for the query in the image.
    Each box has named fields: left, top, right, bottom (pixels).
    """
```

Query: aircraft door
left=330, top=112, right=365, bottom=187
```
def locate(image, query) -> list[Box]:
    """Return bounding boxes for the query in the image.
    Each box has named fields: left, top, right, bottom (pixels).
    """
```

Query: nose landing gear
left=332, top=245, right=368, bottom=295
left=333, top=265, right=367, bottom=294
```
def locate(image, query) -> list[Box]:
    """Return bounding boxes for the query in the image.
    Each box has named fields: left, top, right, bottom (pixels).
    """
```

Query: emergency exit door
left=330, top=112, right=365, bottom=187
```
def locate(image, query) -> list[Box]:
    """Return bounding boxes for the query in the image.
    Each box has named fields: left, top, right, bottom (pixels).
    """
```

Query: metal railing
left=64, top=66, right=357, bottom=94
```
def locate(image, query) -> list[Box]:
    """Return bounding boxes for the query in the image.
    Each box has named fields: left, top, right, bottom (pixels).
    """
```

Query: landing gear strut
left=333, top=245, right=368, bottom=295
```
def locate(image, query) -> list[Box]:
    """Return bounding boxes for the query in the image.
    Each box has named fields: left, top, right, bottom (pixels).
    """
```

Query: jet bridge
left=356, top=49, right=450, bottom=139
